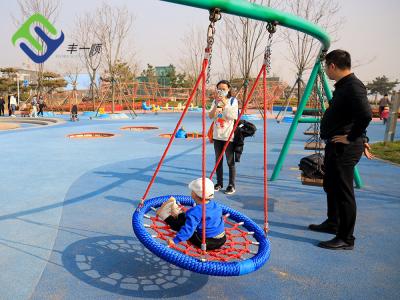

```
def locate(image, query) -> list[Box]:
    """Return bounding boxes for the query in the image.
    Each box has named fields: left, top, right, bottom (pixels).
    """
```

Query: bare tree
left=178, top=25, right=206, bottom=106
left=217, top=21, right=238, bottom=82
left=60, top=59, right=81, bottom=107
left=14, top=0, right=61, bottom=97
left=282, top=0, right=342, bottom=105
left=221, top=0, right=279, bottom=107
left=73, top=11, right=103, bottom=111
left=178, top=1, right=279, bottom=108
left=95, top=3, right=134, bottom=113
left=179, top=26, right=205, bottom=83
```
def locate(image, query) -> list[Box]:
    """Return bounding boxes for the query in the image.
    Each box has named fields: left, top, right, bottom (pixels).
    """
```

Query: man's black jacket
left=320, top=73, right=372, bottom=141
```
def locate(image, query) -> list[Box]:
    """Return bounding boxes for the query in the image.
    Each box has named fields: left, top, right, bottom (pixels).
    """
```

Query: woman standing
left=9, top=94, right=17, bottom=117
left=208, top=80, right=239, bottom=195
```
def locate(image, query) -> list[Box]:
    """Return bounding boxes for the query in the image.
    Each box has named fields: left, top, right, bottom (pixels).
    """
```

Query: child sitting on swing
left=157, top=177, right=226, bottom=250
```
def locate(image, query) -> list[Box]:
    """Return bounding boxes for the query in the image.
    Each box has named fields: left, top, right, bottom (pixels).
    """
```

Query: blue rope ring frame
left=132, top=195, right=271, bottom=276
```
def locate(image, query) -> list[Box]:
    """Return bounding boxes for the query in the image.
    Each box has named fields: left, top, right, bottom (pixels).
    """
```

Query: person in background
left=378, top=94, right=390, bottom=119
left=208, top=80, right=239, bottom=195
left=9, top=94, right=17, bottom=117
left=7, top=94, right=11, bottom=116
left=30, top=96, right=38, bottom=118
left=381, top=106, right=389, bottom=125
left=0, top=96, right=5, bottom=116
left=71, top=104, right=79, bottom=121
left=38, top=96, right=46, bottom=117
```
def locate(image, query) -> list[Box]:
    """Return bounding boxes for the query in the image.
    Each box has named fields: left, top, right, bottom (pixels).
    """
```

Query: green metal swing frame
left=161, top=0, right=363, bottom=188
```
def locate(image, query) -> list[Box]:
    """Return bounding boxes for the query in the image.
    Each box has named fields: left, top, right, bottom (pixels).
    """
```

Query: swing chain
left=319, top=49, right=327, bottom=62
left=264, top=21, right=277, bottom=71
left=318, top=59, right=328, bottom=106
left=314, top=66, right=326, bottom=170
left=205, top=8, right=221, bottom=84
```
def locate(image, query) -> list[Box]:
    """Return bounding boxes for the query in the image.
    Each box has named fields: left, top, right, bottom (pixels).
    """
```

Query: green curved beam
left=161, top=0, right=330, bottom=51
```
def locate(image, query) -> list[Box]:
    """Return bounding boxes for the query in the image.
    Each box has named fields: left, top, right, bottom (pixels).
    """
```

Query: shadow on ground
left=62, top=235, right=209, bottom=298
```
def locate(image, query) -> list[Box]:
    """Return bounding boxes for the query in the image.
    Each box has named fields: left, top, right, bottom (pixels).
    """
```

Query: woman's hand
left=216, top=99, right=226, bottom=108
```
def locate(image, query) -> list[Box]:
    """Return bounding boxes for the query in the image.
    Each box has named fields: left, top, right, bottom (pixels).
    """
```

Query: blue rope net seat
left=132, top=195, right=271, bottom=276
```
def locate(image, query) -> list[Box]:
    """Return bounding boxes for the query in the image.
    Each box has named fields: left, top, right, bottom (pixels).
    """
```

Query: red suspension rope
left=201, top=63, right=207, bottom=251
left=140, top=58, right=208, bottom=205
left=208, top=63, right=270, bottom=235
left=263, top=66, right=269, bottom=234
left=209, top=64, right=266, bottom=179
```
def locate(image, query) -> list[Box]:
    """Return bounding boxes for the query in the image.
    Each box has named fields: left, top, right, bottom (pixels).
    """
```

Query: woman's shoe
left=214, top=184, right=223, bottom=191
left=224, top=185, right=236, bottom=195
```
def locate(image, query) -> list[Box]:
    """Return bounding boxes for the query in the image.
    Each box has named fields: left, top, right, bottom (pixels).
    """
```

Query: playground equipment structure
left=132, top=0, right=365, bottom=276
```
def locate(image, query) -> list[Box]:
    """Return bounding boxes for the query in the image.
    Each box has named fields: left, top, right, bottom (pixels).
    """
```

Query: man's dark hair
left=384, top=93, right=388, bottom=96
left=325, top=49, right=351, bottom=70
left=216, top=79, right=232, bottom=98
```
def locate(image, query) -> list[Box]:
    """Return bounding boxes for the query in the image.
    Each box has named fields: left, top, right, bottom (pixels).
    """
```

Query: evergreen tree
left=366, top=75, right=398, bottom=96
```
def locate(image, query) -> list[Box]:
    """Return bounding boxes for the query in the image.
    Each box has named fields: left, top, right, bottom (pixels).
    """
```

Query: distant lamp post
left=16, top=73, right=20, bottom=105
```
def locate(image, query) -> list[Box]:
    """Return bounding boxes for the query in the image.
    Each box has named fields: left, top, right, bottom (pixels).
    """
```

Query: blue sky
left=1, top=0, right=399, bottom=85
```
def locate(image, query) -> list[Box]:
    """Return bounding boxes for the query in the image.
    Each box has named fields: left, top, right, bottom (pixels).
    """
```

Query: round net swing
left=132, top=7, right=277, bottom=277
left=133, top=195, right=270, bottom=276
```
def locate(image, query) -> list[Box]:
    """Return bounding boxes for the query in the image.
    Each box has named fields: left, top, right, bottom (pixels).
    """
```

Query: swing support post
left=270, top=59, right=322, bottom=181
left=271, top=60, right=363, bottom=188
left=161, top=0, right=330, bottom=51
left=160, top=0, right=363, bottom=188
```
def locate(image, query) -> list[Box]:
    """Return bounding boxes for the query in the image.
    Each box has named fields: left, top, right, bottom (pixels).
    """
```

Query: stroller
left=71, top=104, right=79, bottom=121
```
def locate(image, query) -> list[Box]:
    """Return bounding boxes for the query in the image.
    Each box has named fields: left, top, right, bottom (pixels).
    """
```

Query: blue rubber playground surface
left=0, top=112, right=399, bottom=299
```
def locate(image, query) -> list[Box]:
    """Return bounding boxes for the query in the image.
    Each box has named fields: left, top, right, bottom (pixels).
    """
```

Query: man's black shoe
left=214, top=184, right=223, bottom=191
left=318, top=237, right=354, bottom=250
left=308, top=220, right=338, bottom=234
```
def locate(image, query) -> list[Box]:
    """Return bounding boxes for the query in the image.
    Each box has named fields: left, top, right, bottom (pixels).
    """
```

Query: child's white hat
left=188, top=177, right=214, bottom=199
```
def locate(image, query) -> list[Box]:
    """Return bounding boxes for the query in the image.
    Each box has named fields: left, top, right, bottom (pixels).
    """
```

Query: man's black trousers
left=323, top=138, right=364, bottom=244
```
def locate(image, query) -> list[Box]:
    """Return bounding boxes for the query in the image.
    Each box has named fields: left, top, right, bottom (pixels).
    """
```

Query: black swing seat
left=299, top=153, right=324, bottom=187
left=301, top=173, right=323, bottom=187
left=303, top=130, right=320, bottom=136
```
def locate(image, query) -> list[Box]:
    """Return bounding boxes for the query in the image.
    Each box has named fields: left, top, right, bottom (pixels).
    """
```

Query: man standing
left=38, top=96, right=45, bottom=117
left=7, top=94, right=11, bottom=116
left=309, top=49, right=372, bottom=250
left=0, top=96, right=5, bottom=116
